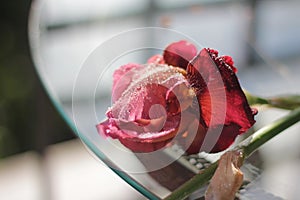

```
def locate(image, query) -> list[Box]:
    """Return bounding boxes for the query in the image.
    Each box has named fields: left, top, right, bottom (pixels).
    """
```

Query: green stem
left=242, top=107, right=300, bottom=157
left=164, top=162, right=218, bottom=200
left=268, top=95, right=300, bottom=110
left=164, top=107, right=300, bottom=200
left=245, top=91, right=300, bottom=110
left=244, top=90, right=269, bottom=106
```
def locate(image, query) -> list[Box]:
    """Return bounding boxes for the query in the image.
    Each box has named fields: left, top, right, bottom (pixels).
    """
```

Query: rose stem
left=242, top=107, right=300, bottom=157
left=164, top=107, right=300, bottom=200
left=245, top=91, right=300, bottom=110
left=244, top=90, right=269, bottom=106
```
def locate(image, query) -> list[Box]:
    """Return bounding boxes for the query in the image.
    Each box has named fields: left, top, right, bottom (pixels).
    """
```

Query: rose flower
left=96, top=41, right=256, bottom=154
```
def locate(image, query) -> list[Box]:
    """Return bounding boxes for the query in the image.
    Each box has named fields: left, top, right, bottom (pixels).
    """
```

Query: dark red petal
left=187, top=49, right=228, bottom=127
left=186, top=48, right=256, bottom=152
left=218, top=55, right=237, bottom=73
left=182, top=119, right=206, bottom=155
left=210, top=123, right=241, bottom=153
left=163, top=40, right=197, bottom=69
left=177, top=121, right=242, bottom=154
left=211, top=51, right=255, bottom=132
left=183, top=123, right=241, bottom=154
left=171, top=109, right=205, bottom=154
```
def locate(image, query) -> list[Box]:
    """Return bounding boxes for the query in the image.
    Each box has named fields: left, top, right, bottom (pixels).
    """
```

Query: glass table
left=28, top=0, right=300, bottom=199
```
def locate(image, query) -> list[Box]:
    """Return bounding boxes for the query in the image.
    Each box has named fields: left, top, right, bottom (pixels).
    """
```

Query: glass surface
left=28, top=0, right=300, bottom=199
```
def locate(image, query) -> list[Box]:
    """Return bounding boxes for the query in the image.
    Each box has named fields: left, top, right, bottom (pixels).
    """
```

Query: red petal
left=186, top=48, right=256, bottom=153
left=219, top=55, right=237, bottom=73
left=182, top=123, right=241, bottom=154
left=163, top=40, right=197, bottom=69
left=209, top=124, right=241, bottom=153
left=182, top=118, right=206, bottom=155
left=187, top=49, right=228, bottom=127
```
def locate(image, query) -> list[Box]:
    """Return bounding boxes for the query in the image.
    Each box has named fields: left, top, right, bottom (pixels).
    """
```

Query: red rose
left=97, top=40, right=256, bottom=154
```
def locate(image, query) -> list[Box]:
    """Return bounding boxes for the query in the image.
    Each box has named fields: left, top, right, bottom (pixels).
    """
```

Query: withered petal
left=187, top=48, right=256, bottom=152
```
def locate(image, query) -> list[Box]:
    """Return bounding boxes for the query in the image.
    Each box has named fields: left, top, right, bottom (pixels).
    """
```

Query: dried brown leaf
left=205, top=150, right=244, bottom=200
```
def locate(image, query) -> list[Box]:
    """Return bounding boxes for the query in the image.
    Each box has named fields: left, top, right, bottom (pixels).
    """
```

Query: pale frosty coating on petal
left=112, top=63, right=142, bottom=103
left=111, top=63, right=188, bottom=122
left=97, top=63, right=197, bottom=153
left=205, top=151, right=244, bottom=200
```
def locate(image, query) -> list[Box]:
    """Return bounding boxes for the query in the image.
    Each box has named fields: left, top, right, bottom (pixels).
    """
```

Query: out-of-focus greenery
left=0, top=1, right=75, bottom=158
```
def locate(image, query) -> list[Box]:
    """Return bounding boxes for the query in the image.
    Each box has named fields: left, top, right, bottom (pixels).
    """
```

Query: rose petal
left=178, top=115, right=206, bottom=155
left=163, top=40, right=197, bottom=69
left=186, top=48, right=255, bottom=152
left=97, top=117, right=177, bottom=152
left=187, top=49, right=228, bottom=127
left=220, top=55, right=237, bottom=73
left=112, top=63, right=143, bottom=102
left=97, top=64, right=192, bottom=152
left=112, top=64, right=189, bottom=120
left=209, top=123, right=241, bottom=153
left=118, top=136, right=173, bottom=153
left=147, top=54, right=165, bottom=64
left=187, top=48, right=255, bottom=133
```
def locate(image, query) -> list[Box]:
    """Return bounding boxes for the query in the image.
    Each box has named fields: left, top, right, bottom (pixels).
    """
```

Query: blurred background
left=1, top=0, right=300, bottom=199
left=0, top=0, right=75, bottom=159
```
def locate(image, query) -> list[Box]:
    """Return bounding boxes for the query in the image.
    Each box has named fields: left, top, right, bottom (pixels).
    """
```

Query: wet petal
left=112, top=63, right=143, bottom=102
left=97, top=64, right=191, bottom=152
left=220, top=55, right=237, bottom=73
